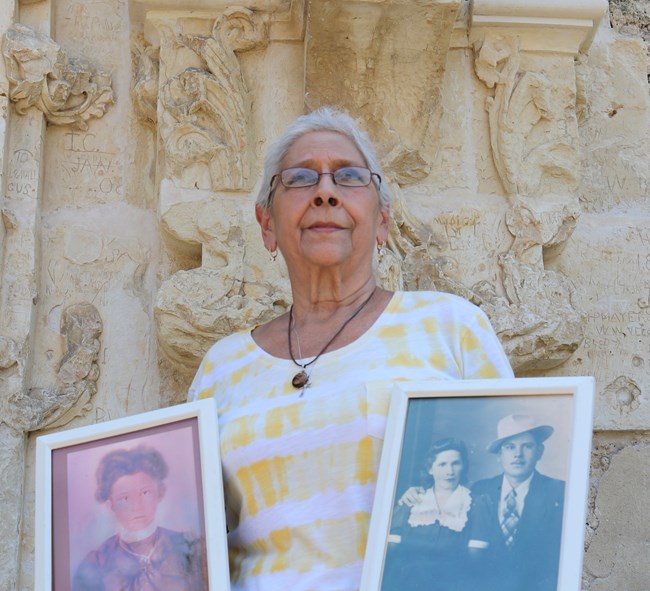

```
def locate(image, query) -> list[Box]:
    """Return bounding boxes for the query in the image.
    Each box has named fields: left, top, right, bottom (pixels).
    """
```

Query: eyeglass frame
left=268, top=166, right=382, bottom=201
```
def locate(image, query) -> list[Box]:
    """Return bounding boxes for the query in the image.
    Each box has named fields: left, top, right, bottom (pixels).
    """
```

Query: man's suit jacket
left=472, top=471, right=565, bottom=591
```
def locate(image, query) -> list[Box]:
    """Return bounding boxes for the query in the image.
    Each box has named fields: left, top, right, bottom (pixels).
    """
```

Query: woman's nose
left=311, top=173, right=340, bottom=207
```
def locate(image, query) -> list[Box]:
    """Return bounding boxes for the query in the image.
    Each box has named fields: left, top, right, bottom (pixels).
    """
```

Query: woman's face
left=107, top=471, right=163, bottom=531
left=429, top=449, right=464, bottom=491
left=256, top=131, right=389, bottom=274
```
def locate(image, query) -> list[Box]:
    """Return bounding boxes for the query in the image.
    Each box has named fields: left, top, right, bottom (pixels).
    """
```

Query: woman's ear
left=376, top=206, right=390, bottom=245
left=256, top=204, right=277, bottom=253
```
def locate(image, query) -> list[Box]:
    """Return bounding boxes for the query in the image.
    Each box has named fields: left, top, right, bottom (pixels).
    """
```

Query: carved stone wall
left=0, top=1, right=648, bottom=589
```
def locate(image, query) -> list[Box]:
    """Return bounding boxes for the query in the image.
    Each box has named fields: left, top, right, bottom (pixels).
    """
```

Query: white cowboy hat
left=487, top=413, right=554, bottom=453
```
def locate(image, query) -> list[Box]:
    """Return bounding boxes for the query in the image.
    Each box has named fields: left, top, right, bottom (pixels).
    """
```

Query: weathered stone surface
left=609, top=0, right=650, bottom=81
left=547, top=209, right=650, bottom=429
left=584, top=445, right=650, bottom=590
left=305, top=0, right=462, bottom=184
left=156, top=195, right=291, bottom=371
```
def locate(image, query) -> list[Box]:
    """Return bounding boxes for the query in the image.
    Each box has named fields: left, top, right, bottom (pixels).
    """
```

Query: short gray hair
left=255, top=106, right=392, bottom=210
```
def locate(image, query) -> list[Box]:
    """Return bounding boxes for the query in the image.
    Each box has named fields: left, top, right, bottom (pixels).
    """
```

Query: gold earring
left=270, top=249, right=278, bottom=262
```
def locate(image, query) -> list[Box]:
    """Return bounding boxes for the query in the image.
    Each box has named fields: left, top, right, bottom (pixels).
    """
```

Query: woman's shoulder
left=200, top=326, right=257, bottom=362
left=393, top=290, right=486, bottom=317
left=188, top=328, right=258, bottom=401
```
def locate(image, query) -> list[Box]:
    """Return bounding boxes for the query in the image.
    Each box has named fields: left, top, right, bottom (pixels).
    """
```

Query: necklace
left=119, top=533, right=158, bottom=575
left=288, top=287, right=377, bottom=395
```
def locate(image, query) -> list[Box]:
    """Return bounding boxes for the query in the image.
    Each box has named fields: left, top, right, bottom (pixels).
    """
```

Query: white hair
left=255, top=106, right=392, bottom=210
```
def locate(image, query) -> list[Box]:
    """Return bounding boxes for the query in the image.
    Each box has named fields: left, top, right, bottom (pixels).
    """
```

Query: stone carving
left=603, top=375, right=642, bottom=415
left=473, top=34, right=578, bottom=198
left=157, top=8, right=268, bottom=191
left=305, top=0, right=462, bottom=185
left=459, top=32, right=586, bottom=371
left=0, top=303, right=101, bottom=591
left=132, top=38, right=160, bottom=126
left=5, top=303, right=102, bottom=431
left=2, top=24, right=114, bottom=130
left=378, top=194, right=585, bottom=372
left=155, top=198, right=290, bottom=371
left=0, top=336, right=19, bottom=370
left=376, top=183, right=440, bottom=292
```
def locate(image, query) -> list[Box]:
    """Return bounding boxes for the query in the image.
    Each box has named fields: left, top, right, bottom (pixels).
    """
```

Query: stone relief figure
left=376, top=183, right=440, bottom=292
left=2, top=24, right=114, bottom=130
left=5, top=302, right=103, bottom=431
left=156, top=8, right=268, bottom=191
left=132, top=38, right=159, bottom=126
left=416, top=33, right=586, bottom=372
left=155, top=199, right=290, bottom=371
left=473, top=33, right=579, bottom=198
left=0, top=303, right=102, bottom=590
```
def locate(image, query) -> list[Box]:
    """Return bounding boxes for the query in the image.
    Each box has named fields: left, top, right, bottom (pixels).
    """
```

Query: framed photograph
left=35, top=398, right=229, bottom=591
left=361, top=376, right=595, bottom=591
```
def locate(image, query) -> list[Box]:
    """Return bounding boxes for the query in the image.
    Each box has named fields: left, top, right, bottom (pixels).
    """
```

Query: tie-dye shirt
left=188, top=291, right=513, bottom=591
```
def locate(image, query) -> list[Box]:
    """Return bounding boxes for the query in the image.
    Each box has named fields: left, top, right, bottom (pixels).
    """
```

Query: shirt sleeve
left=457, top=302, right=514, bottom=379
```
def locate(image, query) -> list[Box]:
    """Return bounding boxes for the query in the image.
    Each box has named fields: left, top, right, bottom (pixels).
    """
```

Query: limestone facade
left=0, top=0, right=648, bottom=589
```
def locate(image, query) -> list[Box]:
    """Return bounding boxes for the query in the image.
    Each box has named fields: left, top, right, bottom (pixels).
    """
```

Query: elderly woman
left=383, top=438, right=489, bottom=591
left=72, top=445, right=205, bottom=591
left=188, top=107, right=513, bottom=590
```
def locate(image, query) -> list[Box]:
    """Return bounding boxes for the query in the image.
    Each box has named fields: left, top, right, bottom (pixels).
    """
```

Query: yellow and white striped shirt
left=188, top=291, right=513, bottom=591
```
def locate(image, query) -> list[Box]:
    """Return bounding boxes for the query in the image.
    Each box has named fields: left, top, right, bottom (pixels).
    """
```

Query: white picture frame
left=361, top=376, right=595, bottom=591
left=35, top=398, right=229, bottom=591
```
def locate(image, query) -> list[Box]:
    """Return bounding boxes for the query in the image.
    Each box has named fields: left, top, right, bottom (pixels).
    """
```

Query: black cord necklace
left=288, top=287, right=377, bottom=395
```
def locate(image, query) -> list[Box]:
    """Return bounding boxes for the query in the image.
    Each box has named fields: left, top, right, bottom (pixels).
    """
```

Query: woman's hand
left=397, top=486, right=425, bottom=507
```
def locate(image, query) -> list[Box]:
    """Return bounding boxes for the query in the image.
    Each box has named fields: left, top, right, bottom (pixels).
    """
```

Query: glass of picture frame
left=361, top=376, right=595, bottom=591
left=35, top=398, right=229, bottom=591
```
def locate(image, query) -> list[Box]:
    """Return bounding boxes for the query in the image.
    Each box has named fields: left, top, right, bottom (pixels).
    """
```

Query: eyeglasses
left=270, top=166, right=382, bottom=191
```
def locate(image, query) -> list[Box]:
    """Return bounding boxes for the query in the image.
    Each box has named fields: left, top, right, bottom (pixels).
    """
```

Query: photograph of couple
left=381, top=395, right=572, bottom=591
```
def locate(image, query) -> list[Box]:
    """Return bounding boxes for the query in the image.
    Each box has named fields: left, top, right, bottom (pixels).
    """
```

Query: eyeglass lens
left=280, top=167, right=372, bottom=188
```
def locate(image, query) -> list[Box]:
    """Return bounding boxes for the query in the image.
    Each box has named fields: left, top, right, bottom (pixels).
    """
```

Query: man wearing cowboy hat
left=472, top=413, right=565, bottom=591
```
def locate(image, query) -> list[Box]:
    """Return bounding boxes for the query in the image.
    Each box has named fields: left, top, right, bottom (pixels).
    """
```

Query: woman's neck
left=119, top=521, right=157, bottom=543
left=251, top=270, right=393, bottom=360
left=290, top=275, right=378, bottom=323
left=433, top=485, right=458, bottom=508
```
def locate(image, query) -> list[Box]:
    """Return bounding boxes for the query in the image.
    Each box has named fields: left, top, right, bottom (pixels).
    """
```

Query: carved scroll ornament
left=157, top=8, right=268, bottom=191
left=2, top=24, right=114, bottom=130
left=473, top=34, right=578, bottom=198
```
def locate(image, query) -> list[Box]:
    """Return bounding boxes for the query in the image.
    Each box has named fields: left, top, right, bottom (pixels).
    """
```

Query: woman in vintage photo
left=72, top=445, right=205, bottom=591
left=382, top=437, right=489, bottom=591
left=188, top=107, right=513, bottom=590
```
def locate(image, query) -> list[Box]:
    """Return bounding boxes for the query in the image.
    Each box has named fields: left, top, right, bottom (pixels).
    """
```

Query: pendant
left=292, top=370, right=309, bottom=389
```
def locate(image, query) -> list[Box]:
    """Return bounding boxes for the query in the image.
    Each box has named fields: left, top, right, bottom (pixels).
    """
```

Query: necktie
left=501, top=488, right=519, bottom=546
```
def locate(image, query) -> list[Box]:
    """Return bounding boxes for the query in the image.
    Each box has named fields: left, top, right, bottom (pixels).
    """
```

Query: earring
left=270, top=249, right=278, bottom=262
left=376, top=241, right=384, bottom=256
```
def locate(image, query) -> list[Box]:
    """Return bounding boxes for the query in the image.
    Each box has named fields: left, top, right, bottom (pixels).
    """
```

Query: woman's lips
left=307, top=222, right=342, bottom=232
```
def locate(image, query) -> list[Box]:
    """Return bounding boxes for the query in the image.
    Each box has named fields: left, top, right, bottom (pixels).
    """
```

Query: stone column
left=1, top=6, right=113, bottom=587
left=460, top=0, right=608, bottom=372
